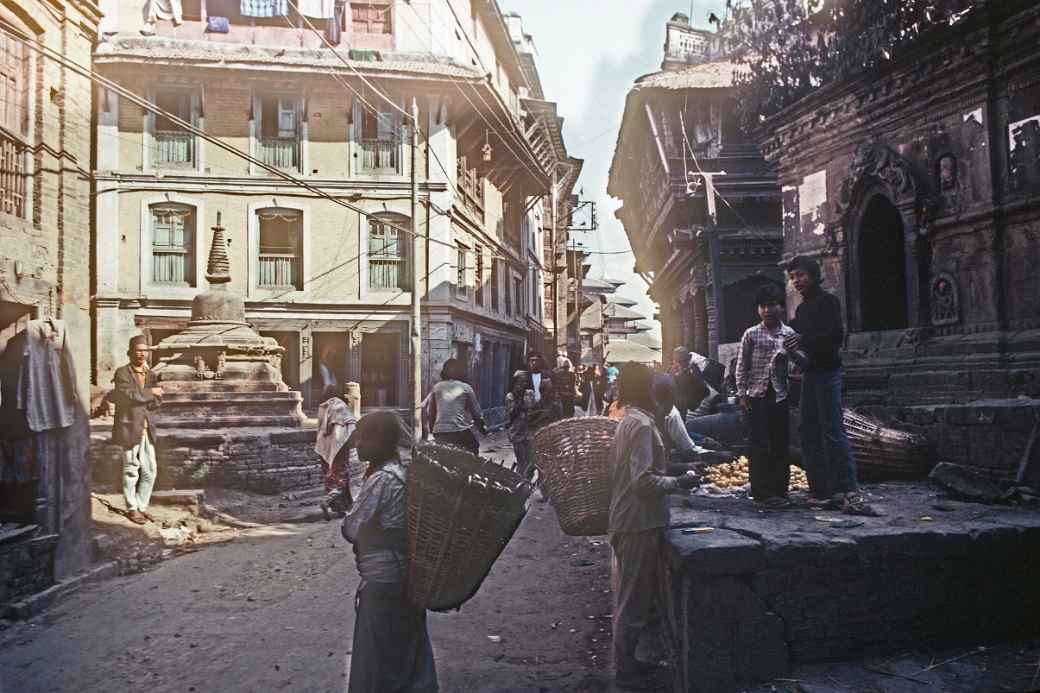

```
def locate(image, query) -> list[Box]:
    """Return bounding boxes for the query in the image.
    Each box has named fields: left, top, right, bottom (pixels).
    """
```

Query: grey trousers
left=123, top=431, right=157, bottom=512
left=610, top=529, right=662, bottom=676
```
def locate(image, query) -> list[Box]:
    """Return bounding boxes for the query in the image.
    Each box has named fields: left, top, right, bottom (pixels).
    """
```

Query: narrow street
left=0, top=435, right=613, bottom=693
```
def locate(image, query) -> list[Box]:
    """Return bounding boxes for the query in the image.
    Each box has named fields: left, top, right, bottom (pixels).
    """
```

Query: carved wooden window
left=368, top=214, right=409, bottom=291
left=454, top=244, right=468, bottom=299
left=474, top=244, right=484, bottom=306
left=0, top=27, right=30, bottom=218
left=351, top=2, right=392, bottom=34
left=257, top=207, right=303, bottom=290
left=151, top=204, right=197, bottom=286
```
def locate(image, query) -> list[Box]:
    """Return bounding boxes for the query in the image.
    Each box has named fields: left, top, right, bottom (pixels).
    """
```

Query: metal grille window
left=474, top=244, right=484, bottom=305
left=514, top=276, right=524, bottom=317
left=368, top=215, right=409, bottom=291
left=257, top=208, right=303, bottom=289
left=151, top=204, right=196, bottom=286
left=0, top=30, right=29, bottom=218
left=154, top=88, right=197, bottom=167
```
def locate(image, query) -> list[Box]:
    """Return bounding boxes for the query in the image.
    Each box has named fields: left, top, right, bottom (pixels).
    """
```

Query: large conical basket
left=531, top=417, right=618, bottom=536
left=843, top=409, right=930, bottom=481
left=407, top=443, right=531, bottom=611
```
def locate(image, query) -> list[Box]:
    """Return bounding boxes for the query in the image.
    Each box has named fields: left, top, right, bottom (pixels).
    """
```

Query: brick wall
left=91, top=428, right=324, bottom=494
left=0, top=534, right=58, bottom=611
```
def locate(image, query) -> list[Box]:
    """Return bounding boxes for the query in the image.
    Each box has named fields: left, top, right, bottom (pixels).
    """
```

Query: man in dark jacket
left=112, top=336, right=163, bottom=524
left=783, top=256, right=858, bottom=506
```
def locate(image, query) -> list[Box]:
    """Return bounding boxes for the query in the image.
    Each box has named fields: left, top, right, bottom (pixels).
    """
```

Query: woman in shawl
left=342, top=412, right=438, bottom=693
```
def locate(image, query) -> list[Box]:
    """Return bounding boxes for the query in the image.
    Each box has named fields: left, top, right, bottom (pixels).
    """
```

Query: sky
left=500, top=0, right=728, bottom=336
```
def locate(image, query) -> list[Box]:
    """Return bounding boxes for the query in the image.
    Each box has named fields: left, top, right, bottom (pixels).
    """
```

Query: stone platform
left=659, top=484, right=1040, bottom=693
left=89, top=422, right=323, bottom=494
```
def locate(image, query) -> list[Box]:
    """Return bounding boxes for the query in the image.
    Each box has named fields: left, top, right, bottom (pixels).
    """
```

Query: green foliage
left=719, top=0, right=982, bottom=129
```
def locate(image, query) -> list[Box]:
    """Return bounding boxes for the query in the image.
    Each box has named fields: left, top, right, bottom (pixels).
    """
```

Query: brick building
left=761, top=0, right=1040, bottom=479
left=0, top=0, right=100, bottom=606
left=92, top=0, right=570, bottom=414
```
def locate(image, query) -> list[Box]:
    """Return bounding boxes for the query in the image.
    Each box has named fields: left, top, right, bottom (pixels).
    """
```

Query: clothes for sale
left=10, top=319, right=79, bottom=433
left=239, top=0, right=288, bottom=18
left=296, top=0, right=334, bottom=18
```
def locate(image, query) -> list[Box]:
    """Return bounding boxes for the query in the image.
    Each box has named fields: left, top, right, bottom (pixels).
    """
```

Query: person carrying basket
left=341, top=412, right=438, bottom=693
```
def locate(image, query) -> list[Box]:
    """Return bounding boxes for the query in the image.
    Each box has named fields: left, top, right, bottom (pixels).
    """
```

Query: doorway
left=858, top=194, right=908, bottom=331
left=361, top=332, right=399, bottom=407
left=312, top=332, right=348, bottom=403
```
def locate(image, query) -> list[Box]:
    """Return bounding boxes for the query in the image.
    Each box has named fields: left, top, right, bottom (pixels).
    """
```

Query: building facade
left=608, top=13, right=783, bottom=368
left=0, top=0, right=100, bottom=602
left=93, top=0, right=567, bottom=412
left=761, top=0, right=1040, bottom=479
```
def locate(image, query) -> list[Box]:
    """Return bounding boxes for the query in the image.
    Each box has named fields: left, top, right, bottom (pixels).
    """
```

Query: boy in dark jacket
left=111, top=336, right=163, bottom=524
left=783, top=256, right=858, bottom=506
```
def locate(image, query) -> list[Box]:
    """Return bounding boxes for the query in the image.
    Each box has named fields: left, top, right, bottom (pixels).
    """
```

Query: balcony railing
left=155, top=130, right=195, bottom=167
left=357, top=138, right=400, bottom=174
left=1, top=129, right=27, bottom=218
left=152, top=249, right=194, bottom=286
left=258, top=253, right=300, bottom=289
left=258, top=137, right=300, bottom=171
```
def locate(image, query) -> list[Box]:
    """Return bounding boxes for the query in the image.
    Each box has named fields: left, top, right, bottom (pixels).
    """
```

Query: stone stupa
left=152, top=213, right=305, bottom=428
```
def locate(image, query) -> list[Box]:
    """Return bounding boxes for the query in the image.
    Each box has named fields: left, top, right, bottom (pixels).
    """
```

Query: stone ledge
left=3, top=561, right=120, bottom=621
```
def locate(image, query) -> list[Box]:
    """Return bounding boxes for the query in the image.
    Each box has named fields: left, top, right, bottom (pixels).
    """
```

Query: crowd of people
left=105, top=255, right=860, bottom=692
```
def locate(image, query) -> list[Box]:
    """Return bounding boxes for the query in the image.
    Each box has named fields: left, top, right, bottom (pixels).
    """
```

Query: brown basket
left=406, top=443, right=531, bottom=612
left=843, top=409, right=929, bottom=481
left=531, top=416, right=618, bottom=536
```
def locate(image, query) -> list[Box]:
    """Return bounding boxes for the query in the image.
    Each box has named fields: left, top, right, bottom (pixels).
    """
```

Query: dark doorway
left=312, top=332, right=348, bottom=404
left=858, top=195, right=908, bottom=331
left=361, top=333, right=399, bottom=407
left=722, top=275, right=782, bottom=344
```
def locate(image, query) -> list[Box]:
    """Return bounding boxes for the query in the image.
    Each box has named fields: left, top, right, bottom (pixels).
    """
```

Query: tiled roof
left=633, top=61, right=745, bottom=91
left=604, top=340, right=659, bottom=364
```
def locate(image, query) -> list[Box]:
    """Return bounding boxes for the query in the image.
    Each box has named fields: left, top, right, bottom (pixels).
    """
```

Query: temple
left=152, top=214, right=306, bottom=428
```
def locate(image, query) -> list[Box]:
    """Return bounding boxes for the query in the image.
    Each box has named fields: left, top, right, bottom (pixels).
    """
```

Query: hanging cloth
left=240, top=0, right=289, bottom=18
left=297, top=0, right=335, bottom=19
left=17, top=318, right=79, bottom=433
left=146, top=0, right=184, bottom=25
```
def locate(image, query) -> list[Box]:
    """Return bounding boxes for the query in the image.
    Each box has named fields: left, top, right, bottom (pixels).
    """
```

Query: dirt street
left=0, top=433, right=613, bottom=693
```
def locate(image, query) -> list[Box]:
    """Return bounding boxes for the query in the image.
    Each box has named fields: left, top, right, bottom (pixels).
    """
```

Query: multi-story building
left=93, top=0, right=568, bottom=412
left=0, top=0, right=99, bottom=604
left=608, top=13, right=783, bottom=368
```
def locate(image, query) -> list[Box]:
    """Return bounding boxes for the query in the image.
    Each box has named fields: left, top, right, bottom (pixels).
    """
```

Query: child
left=736, top=285, right=797, bottom=509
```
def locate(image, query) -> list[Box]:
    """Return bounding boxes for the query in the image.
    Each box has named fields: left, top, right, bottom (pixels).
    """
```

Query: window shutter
left=278, top=99, right=296, bottom=137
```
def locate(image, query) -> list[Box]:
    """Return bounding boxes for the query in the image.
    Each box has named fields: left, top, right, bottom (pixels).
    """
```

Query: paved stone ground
left=2, top=430, right=1039, bottom=692
left=0, top=432, right=613, bottom=693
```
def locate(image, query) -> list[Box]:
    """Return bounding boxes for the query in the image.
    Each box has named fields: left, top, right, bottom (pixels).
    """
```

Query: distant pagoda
left=152, top=213, right=305, bottom=428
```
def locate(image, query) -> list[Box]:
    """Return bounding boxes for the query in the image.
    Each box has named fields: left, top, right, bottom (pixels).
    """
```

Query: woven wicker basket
left=844, top=409, right=929, bottom=481
left=406, top=443, right=531, bottom=612
left=531, top=416, right=618, bottom=536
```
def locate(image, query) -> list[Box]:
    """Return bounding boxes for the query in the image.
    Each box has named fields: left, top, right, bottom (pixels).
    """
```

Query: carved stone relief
left=930, top=273, right=960, bottom=326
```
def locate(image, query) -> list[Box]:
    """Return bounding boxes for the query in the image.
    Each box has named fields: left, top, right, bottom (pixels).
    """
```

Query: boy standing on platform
left=736, top=285, right=795, bottom=509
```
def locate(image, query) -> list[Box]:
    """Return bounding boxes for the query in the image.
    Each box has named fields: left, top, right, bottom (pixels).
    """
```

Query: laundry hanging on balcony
left=240, top=0, right=289, bottom=18
left=297, top=0, right=335, bottom=19
left=141, top=0, right=183, bottom=35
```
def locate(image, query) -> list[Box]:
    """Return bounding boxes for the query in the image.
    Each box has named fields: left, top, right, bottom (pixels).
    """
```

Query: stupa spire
left=205, top=212, right=231, bottom=286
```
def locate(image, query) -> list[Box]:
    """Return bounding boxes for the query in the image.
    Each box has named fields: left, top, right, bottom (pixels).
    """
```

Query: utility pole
left=410, top=98, right=422, bottom=442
